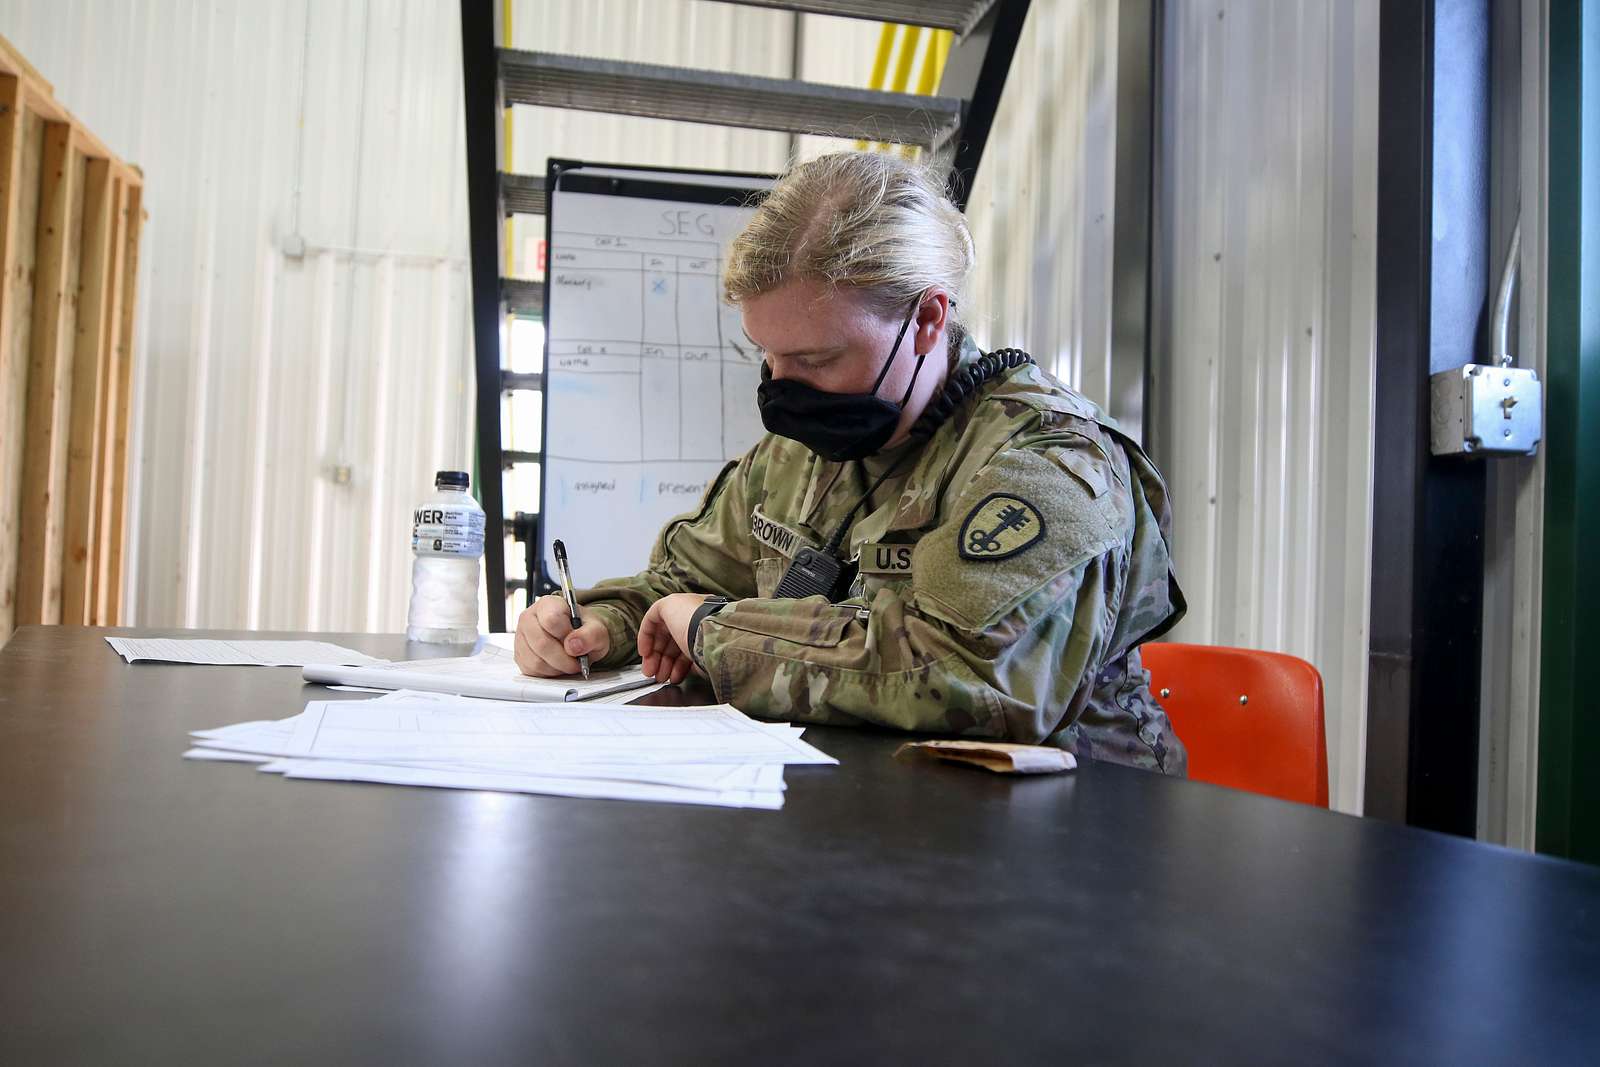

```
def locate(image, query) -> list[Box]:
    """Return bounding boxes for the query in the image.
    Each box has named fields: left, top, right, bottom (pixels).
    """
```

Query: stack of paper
left=184, top=689, right=835, bottom=809
left=107, top=636, right=383, bottom=667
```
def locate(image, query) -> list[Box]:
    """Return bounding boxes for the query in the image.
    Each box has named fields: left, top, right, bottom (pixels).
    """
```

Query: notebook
left=302, top=643, right=654, bottom=703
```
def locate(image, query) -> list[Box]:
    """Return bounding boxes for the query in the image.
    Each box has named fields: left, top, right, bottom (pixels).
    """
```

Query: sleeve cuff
left=687, top=597, right=732, bottom=666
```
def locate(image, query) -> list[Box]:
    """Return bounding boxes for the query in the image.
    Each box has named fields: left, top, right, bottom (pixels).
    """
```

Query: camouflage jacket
left=575, top=334, right=1189, bottom=774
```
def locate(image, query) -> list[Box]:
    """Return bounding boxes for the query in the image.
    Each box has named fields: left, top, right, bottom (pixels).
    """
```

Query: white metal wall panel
left=962, top=0, right=1118, bottom=400
left=1151, top=0, right=1380, bottom=813
left=0, top=0, right=476, bottom=633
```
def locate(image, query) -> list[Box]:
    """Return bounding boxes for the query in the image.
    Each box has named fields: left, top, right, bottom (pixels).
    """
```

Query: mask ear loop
left=819, top=294, right=929, bottom=556
left=870, top=294, right=928, bottom=402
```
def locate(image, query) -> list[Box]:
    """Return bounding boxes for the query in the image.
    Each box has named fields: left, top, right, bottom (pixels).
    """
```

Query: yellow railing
left=502, top=0, right=515, bottom=277
left=856, top=24, right=955, bottom=157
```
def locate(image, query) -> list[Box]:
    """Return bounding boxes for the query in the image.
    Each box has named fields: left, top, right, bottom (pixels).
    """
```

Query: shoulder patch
left=911, top=447, right=1126, bottom=632
left=958, top=493, right=1046, bottom=561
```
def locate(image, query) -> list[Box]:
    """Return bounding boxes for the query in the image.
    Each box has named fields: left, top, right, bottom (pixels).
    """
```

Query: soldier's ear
left=913, top=290, right=950, bottom=352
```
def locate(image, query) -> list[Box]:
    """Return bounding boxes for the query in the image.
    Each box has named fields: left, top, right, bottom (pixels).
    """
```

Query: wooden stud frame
left=0, top=35, right=145, bottom=640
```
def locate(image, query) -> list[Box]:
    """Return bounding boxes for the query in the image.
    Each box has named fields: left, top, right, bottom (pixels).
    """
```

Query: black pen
left=552, top=539, right=590, bottom=680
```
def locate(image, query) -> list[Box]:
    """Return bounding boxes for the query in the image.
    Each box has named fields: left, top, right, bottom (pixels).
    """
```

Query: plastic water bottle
left=406, top=470, right=486, bottom=644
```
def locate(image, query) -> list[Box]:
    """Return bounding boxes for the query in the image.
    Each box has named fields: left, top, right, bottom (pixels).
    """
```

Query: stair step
left=500, top=370, right=544, bottom=392
left=501, top=172, right=547, bottom=217
left=499, top=50, right=962, bottom=150
left=502, top=277, right=543, bottom=319
left=708, top=0, right=997, bottom=35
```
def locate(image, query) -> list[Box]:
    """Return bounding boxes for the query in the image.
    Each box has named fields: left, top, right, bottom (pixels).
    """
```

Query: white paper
left=182, top=747, right=276, bottom=764
left=585, top=680, right=670, bottom=704
left=302, top=645, right=654, bottom=703
left=107, top=636, right=382, bottom=667
left=280, top=696, right=836, bottom=767
left=188, top=718, right=298, bottom=757
left=184, top=692, right=827, bottom=811
left=189, top=715, right=787, bottom=790
left=1009, top=749, right=1078, bottom=773
left=350, top=675, right=672, bottom=705
left=258, top=758, right=785, bottom=810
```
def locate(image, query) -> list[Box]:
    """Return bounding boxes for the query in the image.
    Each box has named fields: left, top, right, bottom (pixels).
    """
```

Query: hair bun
left=724, top=151, right=977, bottom=327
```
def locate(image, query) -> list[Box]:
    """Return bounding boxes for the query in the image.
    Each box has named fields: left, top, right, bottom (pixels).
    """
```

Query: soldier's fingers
left=525, top=622, right=581, bottom=676
left=514, top=611, right=558, bottom=676
left=513, top=624, right=543, bottom=676
left=642, top=648, right=665, bottom=682
left=638, top=601, right=670, bottom=652
left=516, top=628, right=572, bottom=678
left=637, top=617, right=664, bottom=679
left=664, top=638, right=693, bottom=681
left=647, top=641, right=676, bottom=683
left=532, top=594, right=576, bottom=640
left=647, top=626, right=687, bottom=684
left=564, top=616, right=609, bottom=659
left=656, top=645, right=687, bottom=685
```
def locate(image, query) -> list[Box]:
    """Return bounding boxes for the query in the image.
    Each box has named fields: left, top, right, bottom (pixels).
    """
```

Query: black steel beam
left=460, top=0, right=508, bottom=632
left=938, top=0, right=1031, bottom=212
left=1366, top=0, right=1489, bottom=835
left=500, top=370, right=544, bottom=392
left=1111, top=0, right=1156, bottom=443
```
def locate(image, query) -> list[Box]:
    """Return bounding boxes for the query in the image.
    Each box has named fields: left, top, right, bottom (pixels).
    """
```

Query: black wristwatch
left=686, top=596, right=732, bottom=663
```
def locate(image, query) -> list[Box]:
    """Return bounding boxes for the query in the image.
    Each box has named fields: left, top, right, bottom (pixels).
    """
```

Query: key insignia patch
left=958, top=493, right=1046, bottom=562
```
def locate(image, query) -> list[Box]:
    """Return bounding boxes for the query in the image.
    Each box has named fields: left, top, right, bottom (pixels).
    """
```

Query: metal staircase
left=461, top=0, right=1031, bottom=630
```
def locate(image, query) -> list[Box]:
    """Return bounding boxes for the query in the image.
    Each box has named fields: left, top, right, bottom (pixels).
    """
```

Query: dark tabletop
left=2, top=626, right=1598, bottom=1065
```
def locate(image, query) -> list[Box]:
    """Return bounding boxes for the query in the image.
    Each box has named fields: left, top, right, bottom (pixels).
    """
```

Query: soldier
left=514, top=151, right=1188, bottom=774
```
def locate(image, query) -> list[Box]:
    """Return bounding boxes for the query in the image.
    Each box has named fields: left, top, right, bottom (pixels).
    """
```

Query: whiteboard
left=541, top=163, right=774, bottom=588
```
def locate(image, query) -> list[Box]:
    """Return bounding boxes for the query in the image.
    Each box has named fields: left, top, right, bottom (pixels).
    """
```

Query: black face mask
left=756, top=297, right=927, bottom=462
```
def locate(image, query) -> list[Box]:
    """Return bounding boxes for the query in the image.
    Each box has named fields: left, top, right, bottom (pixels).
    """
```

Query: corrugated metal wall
left=1149, top=0, right=1380, bottom=813
left=963, top=0, right=1119, bottom=401
left=0, top=0, right=478, bottom=633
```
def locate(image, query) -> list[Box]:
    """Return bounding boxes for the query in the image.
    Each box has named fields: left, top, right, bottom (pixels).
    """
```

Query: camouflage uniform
left=575, top=334, right=1189, bottom=774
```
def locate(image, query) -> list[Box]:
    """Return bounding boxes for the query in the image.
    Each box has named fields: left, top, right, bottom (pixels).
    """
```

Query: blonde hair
left=723, top=152, right=976, bottom=327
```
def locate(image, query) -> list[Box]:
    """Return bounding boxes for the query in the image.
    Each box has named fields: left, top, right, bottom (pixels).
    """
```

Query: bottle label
left=413, top=504, right=486, bottom=557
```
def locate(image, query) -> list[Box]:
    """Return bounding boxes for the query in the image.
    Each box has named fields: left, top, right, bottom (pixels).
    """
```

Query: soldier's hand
left=638, top=593, right=708, bottom=685
left=514, top=594, right=611, bottom=677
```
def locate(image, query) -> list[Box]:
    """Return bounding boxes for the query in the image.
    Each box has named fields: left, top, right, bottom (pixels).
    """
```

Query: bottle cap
left=435, top=470, right=470, bottom=489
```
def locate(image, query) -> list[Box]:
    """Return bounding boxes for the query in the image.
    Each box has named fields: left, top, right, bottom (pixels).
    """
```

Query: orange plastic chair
left=1139, top=642, right=1329, bottom=807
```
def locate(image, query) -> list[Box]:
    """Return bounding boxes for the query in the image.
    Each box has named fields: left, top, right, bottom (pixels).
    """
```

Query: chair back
left=1140, top=642, right=1328, bottom=807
